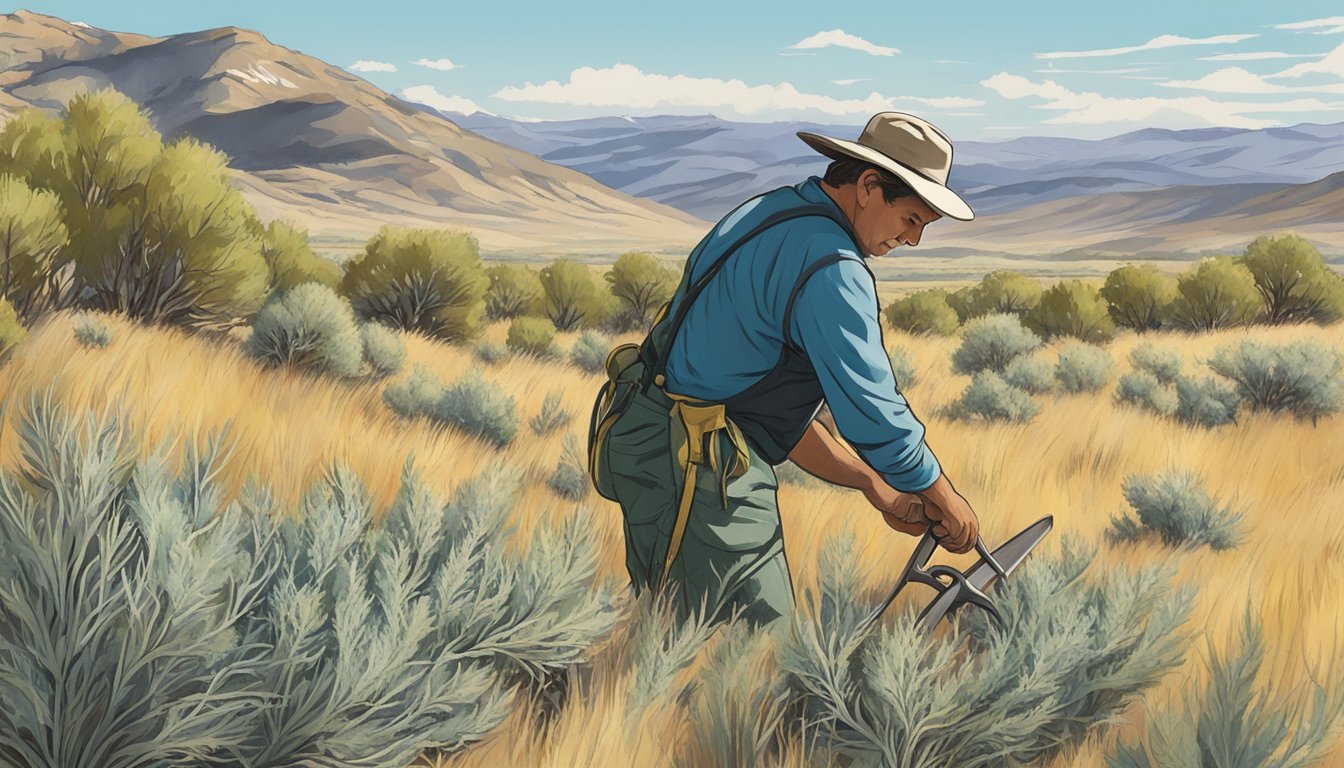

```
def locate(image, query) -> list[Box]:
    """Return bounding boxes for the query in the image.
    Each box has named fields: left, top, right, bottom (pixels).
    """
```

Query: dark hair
left=822, top=158, right=915, bottom=204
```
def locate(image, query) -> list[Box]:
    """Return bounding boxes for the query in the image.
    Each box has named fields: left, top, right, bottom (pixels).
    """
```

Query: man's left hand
left=863, top=479, right=929, bottom=536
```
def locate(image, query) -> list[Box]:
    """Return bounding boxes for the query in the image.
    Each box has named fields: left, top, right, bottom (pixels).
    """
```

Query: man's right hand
left=915, top=474, right=979, bottom=553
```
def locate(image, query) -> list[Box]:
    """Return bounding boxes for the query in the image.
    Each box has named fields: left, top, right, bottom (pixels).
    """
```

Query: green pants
left=602, top=383, right=796, bottom=627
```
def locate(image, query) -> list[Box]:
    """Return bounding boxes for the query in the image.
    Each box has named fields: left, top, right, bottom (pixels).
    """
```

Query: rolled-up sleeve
left=788, top=257, right=942, bottom=492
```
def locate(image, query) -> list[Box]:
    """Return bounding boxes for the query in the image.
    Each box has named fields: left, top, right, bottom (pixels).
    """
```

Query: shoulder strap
left=781, top=252, right=866, bottom=351
left=638, top=201, right=856, bottom=393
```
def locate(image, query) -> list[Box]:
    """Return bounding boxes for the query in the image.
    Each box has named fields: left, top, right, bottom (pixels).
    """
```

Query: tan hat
left=798, top=112, right=975, bottom=221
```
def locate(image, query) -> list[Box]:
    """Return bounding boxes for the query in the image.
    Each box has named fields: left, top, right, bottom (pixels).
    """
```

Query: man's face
left=851, top=170, right=942, bottom=258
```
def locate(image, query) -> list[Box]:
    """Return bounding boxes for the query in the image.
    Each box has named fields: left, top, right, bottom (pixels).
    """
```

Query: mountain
left=0, top=10, right=706, bottom=255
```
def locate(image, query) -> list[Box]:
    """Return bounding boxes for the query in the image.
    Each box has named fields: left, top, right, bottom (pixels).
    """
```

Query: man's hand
left=863, top=479, right=930, bottom=536
left=915, top=474, right=979, bottom=553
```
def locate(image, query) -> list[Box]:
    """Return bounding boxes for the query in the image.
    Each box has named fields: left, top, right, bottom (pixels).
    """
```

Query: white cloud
left=399, top=85, right=489, bottom=115
left=790, top=29, right=899, bottom=57
left=491, top=64, right=982, bottom=119
left=981, top=71, right=1344, bottom=128
left=1037, top=33, right=1257, bottom=60
left=350, top=60, right=397, bottom=73
left=414, top=58, right=460, bottom=71
left=933, top=59, right=972, bottom=65
left=1200, top=51, right=1321, bottom=61
left=831, top=78, right=870, bottom=85
left=1269, top=41, right=1344, bottom=78
left=1160, top=64, right=1344, bottom=94
left=1274, top=16, right=1344, bottom=34
left=1033, top=67, right=1154, bottom=75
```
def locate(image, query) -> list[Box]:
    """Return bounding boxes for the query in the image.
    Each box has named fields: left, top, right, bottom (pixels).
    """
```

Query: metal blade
left=915, top=516, right=1053, bottom=633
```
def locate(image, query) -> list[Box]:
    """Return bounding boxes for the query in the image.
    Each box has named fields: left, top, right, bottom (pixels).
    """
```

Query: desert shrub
left=1128, top=342, right=1182, bottom=385
left=474, top=340, right=508, bottom=364
left=624, top=589, right=739, bottom=713
left=484, top=263, right=544, bottom=321
left=383, top=364, right=445, bottom=419
left=1055, top=342, right=1114, bottom=393
left=359, top=321, right=405, bottom=377
left=1107, top=612, right=1344, bottom=768
left=888, top=345, right=918, bottom=389
left=1208, top=338, right=1344, bottom=425
left=73, top=312, right=112, bottom=348
left=261, top=219, right=341, bottom=293
left=951, top=313, right=1043, bottom=375
left=530, top=391, right=573, bottom=436
left=539, top=259, right=606, bottom=332
left=436, top=371, right=519, bottom=447
left=1174, top=375, right=1242, bottom=427
left=606, top=251, right=678, bottom=330
left=0, top=173, right=68, bottom=316
left=1108, top=471, right=1243, bottom=550
left=571, top=330, right=611, bottom=373
left=0, top=296, right=26, bottom=356
left=947, top=270, right=1042, bottom=322
left=1003, top=354, right=1054, bottom=394
left=1100, top=264, right=1178, bottom=332
left=884, top=288, right=960, bottom=336
left=1024, top=279, right=1116, bottom=342
left=507, top=316, right=557, bottom=357
left=245, top=283, right=363, bottom=378
left=1238, top=233, right=1344, bottom=325
left=1114, top=372, right=1178, bottom=416
left=943, top=371, right=1040, bottom=423
left=1168, top=256, right=1262, bottom=331
left=341, top=226, right=488, bottom=342
left=779, top=532, right=1192, bottom=768
left=547, top=434, right=590, bottom=501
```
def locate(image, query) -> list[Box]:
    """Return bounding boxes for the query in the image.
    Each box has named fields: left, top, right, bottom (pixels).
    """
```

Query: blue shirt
left=662, top=176, right=942, bottom=493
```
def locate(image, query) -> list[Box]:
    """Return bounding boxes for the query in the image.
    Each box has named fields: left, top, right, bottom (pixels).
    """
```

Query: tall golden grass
left=0, top=310, right=1340, bottom=766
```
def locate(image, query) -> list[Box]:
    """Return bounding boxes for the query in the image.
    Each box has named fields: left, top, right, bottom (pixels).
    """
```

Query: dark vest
left=638, top=192, right=868, bottom=465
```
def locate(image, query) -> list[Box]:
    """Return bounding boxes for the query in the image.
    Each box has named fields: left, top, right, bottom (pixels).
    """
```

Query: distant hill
left=0, top=10, right=706, bottom=255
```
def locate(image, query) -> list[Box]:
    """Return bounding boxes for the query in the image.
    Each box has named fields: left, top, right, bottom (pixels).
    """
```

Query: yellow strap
left=659, top=461, right=697, bottom=592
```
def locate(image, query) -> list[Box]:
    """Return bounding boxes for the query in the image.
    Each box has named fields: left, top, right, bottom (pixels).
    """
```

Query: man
left=588, top=112, right=981, bottom=627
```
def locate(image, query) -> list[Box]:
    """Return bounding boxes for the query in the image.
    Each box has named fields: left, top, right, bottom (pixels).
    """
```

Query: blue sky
left=21, top=0, right=1344, bottom=139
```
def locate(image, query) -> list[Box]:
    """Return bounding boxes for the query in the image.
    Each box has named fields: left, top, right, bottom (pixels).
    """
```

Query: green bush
left=1002, top=355, right=1054, bottom=394
left=943, top=371, right=1040, bottom=423
left=1108, top=471, right=1242, bottom=550
left=1100, top=264, right=1178, bottom=332
left=884, top=288, right=960, bottom=336
left=951, top=313, right=1043, bottom=375
left=436, top=371, right=519, bottom=447
left=484, top=263, right=544, bottom=321
left=888, top=345, right=918, bottom=389
left=341, top=226, right=488, bottom=342
left=359, top=321, right=405, bottom=377
left=529, top=391, right=573, bottom=436
left=570, top=330, right=611, bottom=373
left=1239, top=233, right=1344, bottom=325
left=0, top=393, right=618, bottom=766
left=1174, top=375, right=1242, bottom=427
left=245, top=283, right=363, bottom=378
left=539, top=259, right=606, bottom=332
left=1168, top=256, right=1262, bottom=331
left=0, top=295, right=27, bottom=356
left=474, top=340, right=508, bottom=364
left=73, top=312, right=112, bottom=348
left=779, top=533, right=1192, bottom=768
left=606, top=251, right=678, bottom=330
left=1128, top=342, right=1183, bottom=385
left=1114, top=372, right=1178, bottom=416
left=261, top=219, right=341, bottom=293
left=1208, top=338, right=1344, bottom=425
left=1024, top=279, right=1115, bottom=342
left=0, top=173, right=68, bottom=316
left=1055, top=342, right=1114, bottom=393
left=946, top=270, right=1042, bottom=322
left=384, top=364, right=445, bottom=419
left=546, top=434, right=590, bottom=501
left=507, top=316, right=557, bottom=357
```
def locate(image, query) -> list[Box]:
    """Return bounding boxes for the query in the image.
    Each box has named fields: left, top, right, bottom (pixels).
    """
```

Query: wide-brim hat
left=798, top=112, right=975, bottom=221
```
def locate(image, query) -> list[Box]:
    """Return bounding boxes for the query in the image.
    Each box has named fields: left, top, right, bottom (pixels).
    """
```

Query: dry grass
left=1, top=308, right=1340, bottom=767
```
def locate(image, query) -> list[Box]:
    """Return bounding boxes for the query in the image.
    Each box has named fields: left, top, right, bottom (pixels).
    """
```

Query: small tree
left=951, top=313, right=1043, bottom=375
left=1168, top=256, right=1261, bottom=331
left=262, top=219, right=340, bottom=293
left=341, top=226, right=488, bottom=343
left=539, top=259, right=604, bottom=332
left=1024, top=279, right=1115, bottom=342
left=606, top=251, right=677, bottom=330
left=1100, top=264, right=1178, bottom=332
left=951, top=270, right=1042, bottom=322
left=0, top=295, right=25, bottom=357
left=0, top=174, right=68, bottom=317
left=507, top=316, right=558, bottom=357
left=484, top=263, right=543, bottom=321
left=1239, top=234, right=1344, bottom=325
left=885, top=288, right=960, bottom=336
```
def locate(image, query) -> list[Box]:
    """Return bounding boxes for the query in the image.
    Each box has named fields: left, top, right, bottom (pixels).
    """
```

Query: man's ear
left=856, top=169, right=878, bottom=209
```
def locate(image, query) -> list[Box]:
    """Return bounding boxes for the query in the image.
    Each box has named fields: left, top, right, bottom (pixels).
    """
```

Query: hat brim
left=798, top=131, right=975, bottom=222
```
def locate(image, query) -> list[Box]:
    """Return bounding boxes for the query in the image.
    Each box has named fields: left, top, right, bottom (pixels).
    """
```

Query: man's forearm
left=786, top=420, right=876, bottom=491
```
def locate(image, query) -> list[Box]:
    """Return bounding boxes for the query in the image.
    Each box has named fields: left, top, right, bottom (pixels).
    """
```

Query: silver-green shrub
left=547, top=434, right=590, bottom=501
left=246, top=283, right=363, bottom=378
left=529, top=390, right=572, bottom=436
left=951, top=313, right=1043, bottom=375
left=1114, top=371, right=1178, bottom=416
left=1002, top=354, right=1054, bottom=394
left=1108, top=471, right=1242, bottom=550
left=474, top=340, right=508, bottom=364
left=1208, top=338, right=1344, bottom=425
left=435, top=371, right=519, bottom=447
left=73, top=312, right=112, bottom=347
left=1128, top=342, right=1182, bottom=385
left=1175, top=375, right=1242, bottom=427
left=888, top=345, right=918, bottom=389
left=778, top=533, right=1192, bottom=768
left=570, top=330, right=611, bottom=374
left=359, top=321, right=405, bottom=377
left=773, top=460, right=824, bottom=488
left=384, top=364, right=445, bottom=419
left=943, top=371, right=1041, bottom=422
left=1055, top=341, right=1114, bottom=393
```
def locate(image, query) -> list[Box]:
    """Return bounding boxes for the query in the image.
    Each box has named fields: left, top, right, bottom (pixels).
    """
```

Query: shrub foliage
left=1109, top=471, right=1243, bottom=550
left=884, top=288, right=960, bottom=336
left=1207, top=338, right=1343, bottom=425
left=245, top=283, right=364, bottom=378
left=951, top=313, right=1043, bottom=375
